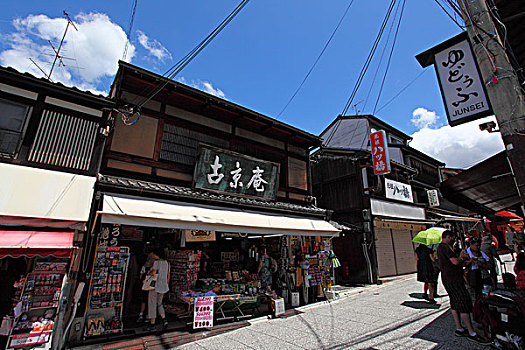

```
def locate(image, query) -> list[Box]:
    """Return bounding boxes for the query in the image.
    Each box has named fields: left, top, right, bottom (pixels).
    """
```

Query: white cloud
left=178, top=77, right=226, bottom=98
left=0, top=12, right=134, bottom=94
left=137, top=30, right=171, bottom=61
left=410, top=108, right=504, bottom=168
left=411, top=107, right=442, bottom=129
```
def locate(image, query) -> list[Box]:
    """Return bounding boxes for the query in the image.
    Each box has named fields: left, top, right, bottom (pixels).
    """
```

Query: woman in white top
left=147, top=249, right=170, bottom=330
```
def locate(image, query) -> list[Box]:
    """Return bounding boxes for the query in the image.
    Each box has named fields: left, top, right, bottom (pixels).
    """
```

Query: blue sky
left=0, top=0, right=504, bottom=167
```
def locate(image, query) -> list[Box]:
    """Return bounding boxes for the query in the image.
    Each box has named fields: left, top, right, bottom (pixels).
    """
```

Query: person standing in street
left=147, top=249, right=170, bottom=330
left=415, top=244, right=437, bottom=304
left=480, top=232, right=501, bottom=288
left=437, top=230, right=488, bottom=345
left=505, top=227, right=518, bottom=261
left=464, top=237, right=492, bottom=301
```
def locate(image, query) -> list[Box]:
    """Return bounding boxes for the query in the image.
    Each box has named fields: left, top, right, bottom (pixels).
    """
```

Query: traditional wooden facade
left=69, top=62, right=339, bottom=345
left=0, top=66, right=114, bottom=350
left=312, top=115, right=445, bottom=283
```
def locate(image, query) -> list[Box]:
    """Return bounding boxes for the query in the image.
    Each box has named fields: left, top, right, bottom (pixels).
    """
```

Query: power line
left=276, top=0, right=356, bottom=118
left=375, top=68, right=428, bottom=114
left=134, top=0, right=251, bottom=111
left=363, top=0, right=401, bottom=112
left=373, top=0, right=406, bottom=114
left=433, top=0, right=464, bottom=29
left=340, top=0, right=397, bottom=117
left=122, top=0, right=138, bottom=61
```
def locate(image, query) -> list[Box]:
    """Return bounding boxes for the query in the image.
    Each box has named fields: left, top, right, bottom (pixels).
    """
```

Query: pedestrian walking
left=415, top=244, right=437, bottom=304
left=137, top=252, right=156, bottom=323
left=437, top=230, right=489, bottom=345
left=147, top=249, right=170, bottom=330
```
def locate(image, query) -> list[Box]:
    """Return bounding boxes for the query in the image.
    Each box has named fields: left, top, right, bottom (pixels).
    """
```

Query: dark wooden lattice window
left=160, top=124, right=229, bottom=166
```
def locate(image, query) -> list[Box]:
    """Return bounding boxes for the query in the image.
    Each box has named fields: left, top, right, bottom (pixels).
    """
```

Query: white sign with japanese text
left=385, top=179, right=413, bottom=203
left=193, top=296, right=214, bottom=329
left=427, top=189, right=440, bottom=207
left=435, top=38, right=491, bottom=126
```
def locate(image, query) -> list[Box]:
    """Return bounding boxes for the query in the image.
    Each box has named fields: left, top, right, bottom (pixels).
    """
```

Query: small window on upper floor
left=390, top=136, right=403, bottom=145
left=0, top=99, right=32, bottom=158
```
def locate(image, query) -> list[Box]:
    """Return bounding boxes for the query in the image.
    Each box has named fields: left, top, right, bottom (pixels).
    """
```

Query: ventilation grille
left=160, top=124, right=228, bottom=166
left=28, top=109, right=98, bottom=171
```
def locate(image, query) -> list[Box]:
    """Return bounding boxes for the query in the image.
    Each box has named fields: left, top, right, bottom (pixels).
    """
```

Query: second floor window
left=0, top=99, right=32, bottom=158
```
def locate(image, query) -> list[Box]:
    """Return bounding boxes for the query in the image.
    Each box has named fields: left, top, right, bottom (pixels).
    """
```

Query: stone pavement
left=175, top=267, right=518, bottom=350
left=72, top=254, right=519, bottom=350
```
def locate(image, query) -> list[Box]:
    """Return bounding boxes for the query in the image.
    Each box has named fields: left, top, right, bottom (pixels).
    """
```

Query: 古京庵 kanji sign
left=193, top=145, right=280, bottom=200
left=417, top=32, right=493, bottom=127
left=370, top=130, right=391, bottom=175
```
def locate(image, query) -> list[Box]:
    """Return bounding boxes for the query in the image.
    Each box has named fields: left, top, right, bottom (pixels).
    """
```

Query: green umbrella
left=412, top=227, right=447, bottom=245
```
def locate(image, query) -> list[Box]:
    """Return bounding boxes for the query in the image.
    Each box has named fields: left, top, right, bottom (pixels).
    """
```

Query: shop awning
left=429, top=212, right=482, bottom=222
left=440, top=151, right=521, bottom=216
left=99, top=194, right=340, bottom=237
left=0, top=163, right=96, bottom=228
left=0, top=231, right=74, bottom=258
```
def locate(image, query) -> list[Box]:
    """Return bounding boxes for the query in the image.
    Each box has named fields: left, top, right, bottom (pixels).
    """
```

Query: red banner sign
left=370, top=130, right=391, bottom=175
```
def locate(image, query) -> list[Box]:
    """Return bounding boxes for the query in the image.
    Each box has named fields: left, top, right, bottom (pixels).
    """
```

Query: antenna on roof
left=352, top=100, right=363, bottom=115
left=47, top=10, right=78, bottom=80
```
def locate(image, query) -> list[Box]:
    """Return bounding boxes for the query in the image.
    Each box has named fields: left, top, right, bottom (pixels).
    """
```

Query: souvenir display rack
left=84, top=246, right=129, bottom=338
left=166, top=250, right=201, bottom=302
left=7, top=262, right=67, bottom=350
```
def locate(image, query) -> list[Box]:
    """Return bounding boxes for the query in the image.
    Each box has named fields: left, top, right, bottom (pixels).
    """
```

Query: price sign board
left=193, top=296, right=214, bottom=329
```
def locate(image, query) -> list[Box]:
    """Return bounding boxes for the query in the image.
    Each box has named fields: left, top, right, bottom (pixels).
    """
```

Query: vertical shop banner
left=98, top=224, right=121, bottom=248
left=370, top=130, right=391, bottom=175
left=193, top=145, right=280, bottom=200
left=427, top=189, right=440, bottom=207
left=417, top=33, right=493, bottom=127
left=385, top=179, right=413, bottom=203
left=193, top=296, right=214, bottom=329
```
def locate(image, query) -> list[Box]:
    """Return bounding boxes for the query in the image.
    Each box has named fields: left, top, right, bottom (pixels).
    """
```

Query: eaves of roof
left=0, top=66, right=114, bottom=107
left=97, top=174, right=328, bottom=218
left=114, top=61, right=320, bottom=145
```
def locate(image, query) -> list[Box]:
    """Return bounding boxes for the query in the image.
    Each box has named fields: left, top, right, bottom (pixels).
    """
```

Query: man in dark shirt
left=437, top=230, right=488, bottom=345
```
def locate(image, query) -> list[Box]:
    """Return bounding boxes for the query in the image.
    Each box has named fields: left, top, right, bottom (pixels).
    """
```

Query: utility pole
left=458, top=0, right=525, bottom=212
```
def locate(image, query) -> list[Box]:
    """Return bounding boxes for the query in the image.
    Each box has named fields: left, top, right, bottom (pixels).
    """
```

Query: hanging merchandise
left=84, top=246, right=130, bottom=337
left=6, top=262, right=68, bottom=349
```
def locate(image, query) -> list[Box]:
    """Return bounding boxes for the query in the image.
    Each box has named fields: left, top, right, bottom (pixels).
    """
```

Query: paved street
left=176, top=258, right=518, bottom=350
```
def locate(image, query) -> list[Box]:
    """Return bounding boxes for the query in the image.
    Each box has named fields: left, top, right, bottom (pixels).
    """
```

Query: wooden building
left=0, top=66, right=114, bottom=349
left=312, top=115, right=445, bottom=283
left=71, top=62, right=339, bottom=344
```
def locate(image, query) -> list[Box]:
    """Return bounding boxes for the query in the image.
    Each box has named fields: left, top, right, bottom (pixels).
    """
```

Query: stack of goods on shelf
left=166, top=250, right=201, bottom=302
left=7, top=262, right=67, bottom=348
left=84, top=246, right=129, bottom=337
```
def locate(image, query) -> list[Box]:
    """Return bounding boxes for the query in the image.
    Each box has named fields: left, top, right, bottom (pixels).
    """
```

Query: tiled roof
left=0, top=66, right=112, bottom=102
left=98, top=174, right=328, bottom=217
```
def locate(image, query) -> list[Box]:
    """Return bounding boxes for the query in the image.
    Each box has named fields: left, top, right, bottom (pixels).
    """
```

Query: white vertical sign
left=193, top=296, right=214, bottom=329
left=427, top=189, right=440, bottom=207
left=435, top=38, right=491, bottom=126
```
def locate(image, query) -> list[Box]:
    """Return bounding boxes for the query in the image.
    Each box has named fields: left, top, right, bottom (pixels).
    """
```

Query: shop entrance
left=81, top=224, right=337, bottom=343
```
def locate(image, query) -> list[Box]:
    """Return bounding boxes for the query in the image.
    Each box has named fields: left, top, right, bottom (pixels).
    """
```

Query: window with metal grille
left=160, top=123, right=229, bottom=166
left=0, top=99, right=32, bottom=158
left=28, top=109, right=98, bottom=171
